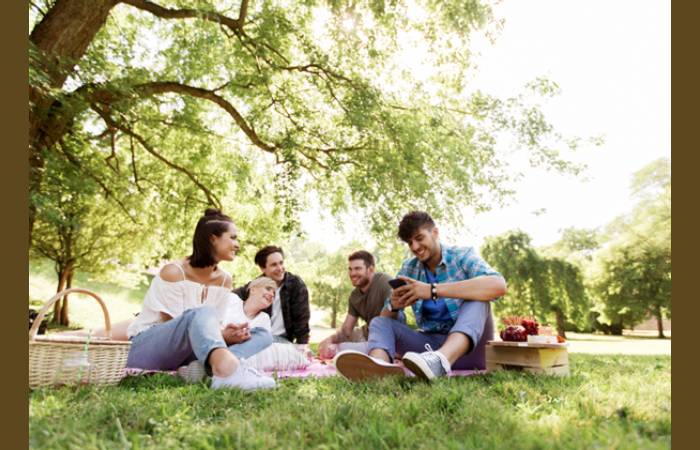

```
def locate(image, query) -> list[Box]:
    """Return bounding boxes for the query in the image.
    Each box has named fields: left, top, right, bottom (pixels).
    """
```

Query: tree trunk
left=53, top=266, right=69, bottom=324
left=30, top=0, right=119, bottom=88
left=655, top=306, right=665, bottom=339
left=29, top=0, right=119, bottom=242
left=330, top=296, right=337, bottom=329
left=610, top=322, right=623, bottom=336
left=53, top=262, right=74, bottom=326
left=555, top=308, right=567, bottom=339
left=60, top=271, right=74, bottom=326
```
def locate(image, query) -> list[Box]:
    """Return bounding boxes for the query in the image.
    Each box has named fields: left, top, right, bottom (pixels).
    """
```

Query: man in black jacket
left=233, top=245, right=311, bottom=344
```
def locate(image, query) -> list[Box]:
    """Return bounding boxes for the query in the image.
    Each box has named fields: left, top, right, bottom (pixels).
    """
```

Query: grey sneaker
left=333, top=350, right=405, bottom=381
left=177, top=360, right=207, bottom=383
left=402, top=344, right=451, bottom=382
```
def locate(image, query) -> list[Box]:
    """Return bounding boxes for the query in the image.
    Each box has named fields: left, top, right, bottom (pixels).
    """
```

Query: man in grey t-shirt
left=318, top=250, right=393, bottom=356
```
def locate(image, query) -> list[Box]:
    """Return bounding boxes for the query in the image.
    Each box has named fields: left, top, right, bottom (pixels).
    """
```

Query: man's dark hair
left=189, top=208, right=234, bottom=268
left=348, top=250, right=375, bottom=268
left=254, top=245, right=284, bottom=269
left=398, top=211, right=436, bottom=242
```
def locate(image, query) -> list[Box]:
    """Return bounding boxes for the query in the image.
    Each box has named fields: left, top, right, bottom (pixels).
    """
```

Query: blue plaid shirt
left=385, top=244, right=502, bottom=333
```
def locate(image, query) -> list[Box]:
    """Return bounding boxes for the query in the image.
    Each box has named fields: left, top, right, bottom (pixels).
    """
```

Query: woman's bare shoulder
left=159, top=261, right=186, bottom=282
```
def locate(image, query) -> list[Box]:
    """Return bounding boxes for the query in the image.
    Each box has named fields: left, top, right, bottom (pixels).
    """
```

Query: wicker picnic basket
left=29, top=288, right=131, bottom=389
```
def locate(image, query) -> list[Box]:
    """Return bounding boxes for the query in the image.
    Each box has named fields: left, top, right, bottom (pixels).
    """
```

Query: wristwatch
left=386, top=302, right=395, bottom=312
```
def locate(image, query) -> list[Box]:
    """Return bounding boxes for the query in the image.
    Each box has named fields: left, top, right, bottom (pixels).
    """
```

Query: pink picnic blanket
left=268, top=360, right=484, bottom=379
left=124, top=358, right=484, bottom=380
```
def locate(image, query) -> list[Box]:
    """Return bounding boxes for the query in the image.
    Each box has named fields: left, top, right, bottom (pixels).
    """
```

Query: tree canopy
left=479, top=158, right=671, bottom=337
left=29, top=0, right=586, bottom=251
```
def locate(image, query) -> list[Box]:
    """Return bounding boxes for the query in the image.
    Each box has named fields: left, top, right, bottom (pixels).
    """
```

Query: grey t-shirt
left=347, top=272, right=392, bottom=338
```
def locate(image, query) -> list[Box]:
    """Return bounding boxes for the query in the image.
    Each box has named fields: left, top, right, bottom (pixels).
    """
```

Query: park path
left=309, top=327, right=671, bottom=356
left=563, top=331, right=671, bottom=355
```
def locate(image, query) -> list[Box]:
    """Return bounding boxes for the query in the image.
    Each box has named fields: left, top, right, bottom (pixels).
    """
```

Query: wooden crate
left=485, top=340, right=569, bottom=376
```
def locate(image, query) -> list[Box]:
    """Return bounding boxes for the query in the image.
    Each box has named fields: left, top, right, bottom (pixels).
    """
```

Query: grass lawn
left=29, top=354, right=670, bottom=449
left=28, top=260, right=671, bottom=448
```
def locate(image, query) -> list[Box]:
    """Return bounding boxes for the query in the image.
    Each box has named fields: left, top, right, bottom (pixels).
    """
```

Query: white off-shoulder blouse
left=127, top=264, right=270, bottom=338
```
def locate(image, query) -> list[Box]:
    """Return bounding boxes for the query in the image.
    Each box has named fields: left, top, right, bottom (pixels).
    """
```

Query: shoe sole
left=402, top=354, right=436, bottom=382
left=334, top=352, right=405, bottom=381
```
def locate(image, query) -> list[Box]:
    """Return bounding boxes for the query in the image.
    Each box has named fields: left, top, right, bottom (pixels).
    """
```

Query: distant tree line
left=482, top=158, right=671, bottom=338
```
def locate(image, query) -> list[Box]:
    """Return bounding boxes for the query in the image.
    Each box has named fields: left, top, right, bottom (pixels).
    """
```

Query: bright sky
left=300, top=0, right=671, bottom=251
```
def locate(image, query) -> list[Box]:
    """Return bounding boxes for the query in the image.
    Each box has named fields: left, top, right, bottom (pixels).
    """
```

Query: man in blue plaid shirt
left=335, top=211, right=506, bottom=382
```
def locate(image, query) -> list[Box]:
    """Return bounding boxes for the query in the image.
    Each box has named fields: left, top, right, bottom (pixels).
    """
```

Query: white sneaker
left=211, top=362, right=277, bottom=391
left=177, top=360, right=207, bottom=383
left=333, top=350, right=405, bottom=381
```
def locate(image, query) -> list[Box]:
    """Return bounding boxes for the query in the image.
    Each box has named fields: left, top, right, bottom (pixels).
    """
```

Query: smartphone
left=388, top=278, right=408, bottom=289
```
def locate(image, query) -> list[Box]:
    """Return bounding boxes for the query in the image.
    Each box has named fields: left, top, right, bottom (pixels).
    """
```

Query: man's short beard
left=354, top=276, right=370, bottom=288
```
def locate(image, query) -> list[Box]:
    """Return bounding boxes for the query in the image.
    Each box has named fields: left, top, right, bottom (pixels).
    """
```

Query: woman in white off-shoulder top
left=126, top=208, right=277, bottom=391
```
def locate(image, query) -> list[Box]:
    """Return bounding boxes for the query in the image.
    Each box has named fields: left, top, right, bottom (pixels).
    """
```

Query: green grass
left=29, top=354, right=671, bottom=449
left=28, top=260, right=671, bottom=448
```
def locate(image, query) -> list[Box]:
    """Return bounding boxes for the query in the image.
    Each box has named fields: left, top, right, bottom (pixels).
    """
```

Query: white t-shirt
left=270, top=286, right=286, bottom=336
left=221, top=293, right=271, bottom=331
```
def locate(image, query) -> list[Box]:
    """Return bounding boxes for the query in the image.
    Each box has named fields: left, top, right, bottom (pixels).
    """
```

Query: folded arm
left=396, top=275, right=506, bottom=306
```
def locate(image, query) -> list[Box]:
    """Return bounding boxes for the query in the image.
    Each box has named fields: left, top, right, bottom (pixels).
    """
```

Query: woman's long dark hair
left=189, top=208, right=234, bottom=268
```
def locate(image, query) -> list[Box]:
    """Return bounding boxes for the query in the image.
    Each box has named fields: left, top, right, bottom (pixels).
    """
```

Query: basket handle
left=29, top=288, right=112, bottom=341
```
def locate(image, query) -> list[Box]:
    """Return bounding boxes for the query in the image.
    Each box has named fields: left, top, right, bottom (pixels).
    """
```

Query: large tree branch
left=74, top=80, right=278, bottom=154
left=120, top=0, right=248, bottom=31
left=134, top=81, right=278, bottom=154
left=91, top=104, right=222, bottom=209
left=78, top=80, right=366, bottom=174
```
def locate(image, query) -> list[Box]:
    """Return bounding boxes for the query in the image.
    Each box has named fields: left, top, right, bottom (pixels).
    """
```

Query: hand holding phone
left=389, top=276, right=429, bottom=309
left=388, top=278, right=408, bottom=289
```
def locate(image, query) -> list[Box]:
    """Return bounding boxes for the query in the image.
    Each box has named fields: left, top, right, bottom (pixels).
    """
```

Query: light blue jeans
left=367, top=301, right=494, bottom=370
left=272, top=335, right=292, bottom=344
left=127, top=305, right=273, bottom=375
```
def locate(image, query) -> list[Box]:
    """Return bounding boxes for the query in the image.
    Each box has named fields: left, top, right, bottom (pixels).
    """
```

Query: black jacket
left=233, top=271, right=310, bottom=344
